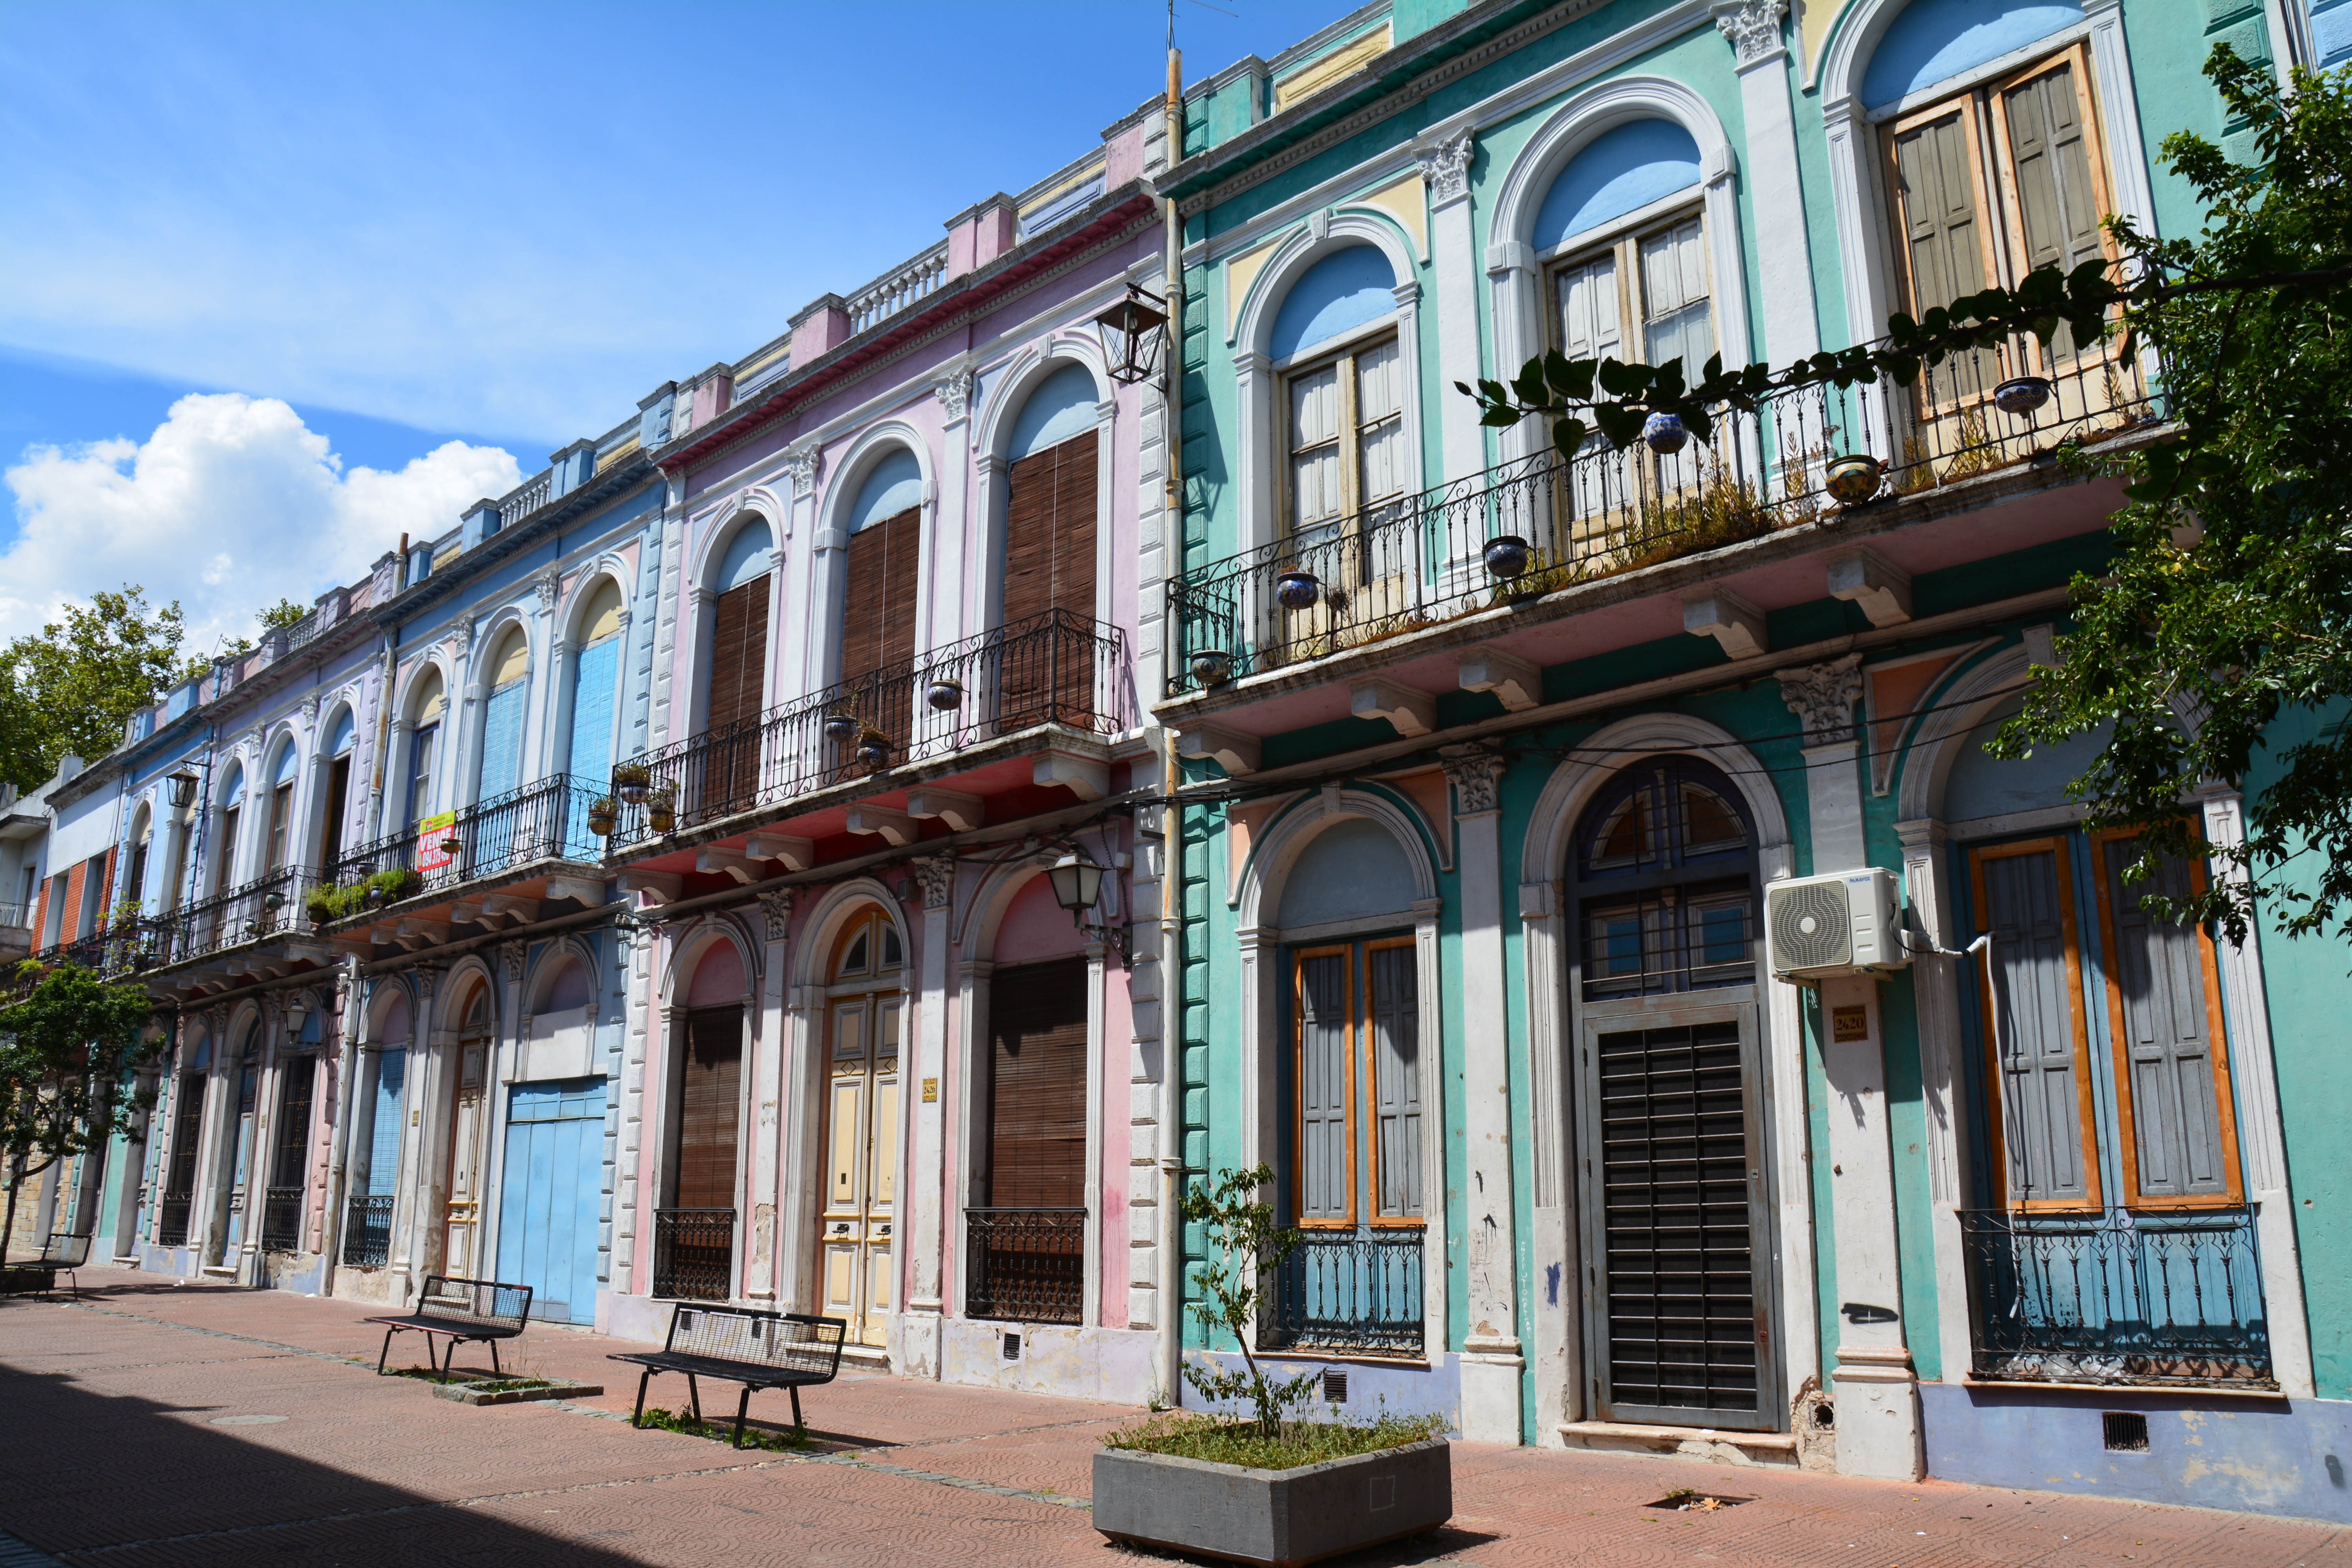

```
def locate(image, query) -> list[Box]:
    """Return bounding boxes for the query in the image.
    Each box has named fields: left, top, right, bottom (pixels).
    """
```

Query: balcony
left=343, top=1195, right=394, bottom=1266
left=606, top=608, right=1128, bottom=853
left=1261, top=1230, right=1426, bottom=1358
left=325, top=773, right=606, bottom=911
left=33, top=864, right=319, bottom=984
left=1168, top=333, right=2161, bottom=704
left=653, top=1207, right=734, bottom=1301
left=1961, top=1207, right=2272, bottom=1388
left=965, top=1208, right=1085, bottom=1325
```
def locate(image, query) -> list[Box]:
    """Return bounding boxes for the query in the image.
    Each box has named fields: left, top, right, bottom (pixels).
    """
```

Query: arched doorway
left=440, top=980, right=493, bottom=1278
left=1568, top=755, right=1776, bottom=1430
left=818, top=907, right=902, bottom=1347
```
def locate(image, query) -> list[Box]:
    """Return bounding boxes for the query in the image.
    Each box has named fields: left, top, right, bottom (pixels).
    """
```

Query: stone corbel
left=1176, top=723, right=1259, bottom=776
left=1826, top=546, right=1913, bottom=628
left=1455, top=646, right=1540, bottom=711
left=904, top=788, right=983, bottom=832
left=1682, top=587, right=1768, bottom=660
left=1350, top=678, right=1436, bottom=737
left=696, top=846, right=760, bottom=884
left=745, top=832, right=815, bottom=870
left=844, top=803, right=915, bottom=846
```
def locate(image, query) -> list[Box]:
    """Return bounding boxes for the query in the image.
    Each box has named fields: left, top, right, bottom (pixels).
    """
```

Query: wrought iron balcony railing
left=37, top=865, right=321, bottom=978
left=653, top=1207, right=735, bottom=1302
left=1168, top=325, right=2161, bottom=697
left=607, top=608, right=1127, bottom=851
left=343, top=1195, right=394, bottom=1266
left=1962, top=1207, right=2271, bottom=1387
left=323, top=773, right=605, bottom=911
left=965, top=1208, right=1086, bottom=1325
left=261, top=1186, right=305, bottom=1251
left=1261, top=1229, right=1426, bottom=1357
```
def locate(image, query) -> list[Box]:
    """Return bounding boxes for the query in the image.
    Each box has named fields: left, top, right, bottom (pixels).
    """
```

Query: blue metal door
left=495, top=1078, right=604, bottom=1324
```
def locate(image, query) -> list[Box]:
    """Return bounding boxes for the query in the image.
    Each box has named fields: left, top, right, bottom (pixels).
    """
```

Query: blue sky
left=0, top=0, right=1354, bottom=642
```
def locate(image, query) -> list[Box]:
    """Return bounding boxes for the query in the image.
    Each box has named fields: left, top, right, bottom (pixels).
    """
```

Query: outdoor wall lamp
left=285, top=996, right=310, bottom=1036
left=166, top=770, right=199, bottom=811
left=1048, top=852, right=1131, bottom=966
left=1094, top=283, right=1169, bottom=387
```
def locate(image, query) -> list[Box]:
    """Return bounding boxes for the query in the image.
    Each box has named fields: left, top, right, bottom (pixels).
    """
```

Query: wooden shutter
left=2098, top=835, right=2240, bottom=1206
left=673, top=1008, right=742, bottom=1210
left=2001, top=59, right=2108, bottom=361
left=1973, top=841, right=2097, bottom=1208
left=367, top=1049, right=407, bottom=1197
left=1891, top=109, right=1989, bottom=317
left=321, top=755, right=351, bottom=866
left=839, top=509, right=919, bottom=683
left=706, top=575, right=770, bottom=733
left=479, top=681, right=527, bottom=801
left=1001, top=433, right=1098, bottom=628
left=983, top=958, right=1088, bottom=1208
left=568, top=635, right=619, bottom=788
left=1286, top=363, right=1344, bottom=539
left=1367, top=941, right=1421, bottom=1220
left=1295, top=948, right=1353, bottom=1224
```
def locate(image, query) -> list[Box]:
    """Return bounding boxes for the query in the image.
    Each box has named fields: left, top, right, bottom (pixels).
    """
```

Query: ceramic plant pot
left=1993, top=376, right=2053, bottom=416
left=1275, top=570, right=1321, bottom=610
left=1642, top=411, right=1689, bottom=454
left=1482, top=534, right=1532, bottom=579
left=1824, top=452, right=1884, bottom=506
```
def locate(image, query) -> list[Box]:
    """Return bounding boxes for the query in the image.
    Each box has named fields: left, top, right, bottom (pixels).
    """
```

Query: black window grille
left=965, top=1209, right=1085, bottom=1324
left=653, top=1208, right=734, bottom=1301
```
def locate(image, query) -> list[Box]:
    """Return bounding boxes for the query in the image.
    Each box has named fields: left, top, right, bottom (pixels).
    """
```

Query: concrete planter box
left=1093, top=1437, right=1450, bottom=1567
left=430, top=1378, right=603, bottom=1406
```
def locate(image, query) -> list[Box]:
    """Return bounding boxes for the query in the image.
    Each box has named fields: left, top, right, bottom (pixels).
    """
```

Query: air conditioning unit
left=1766, top=867, right=1912, bottom=980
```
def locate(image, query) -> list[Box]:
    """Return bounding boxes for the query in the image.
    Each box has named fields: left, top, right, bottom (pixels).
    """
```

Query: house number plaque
left=1831, top=1005, right=1869, bottom=1043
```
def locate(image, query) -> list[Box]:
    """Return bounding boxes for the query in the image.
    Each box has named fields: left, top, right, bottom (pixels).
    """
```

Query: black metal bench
left=609, top=1304, right=847, bottom=1448
left=2, top=1232, right=91, bottom=1297
left=364, top=1276, right=531, bottom=1383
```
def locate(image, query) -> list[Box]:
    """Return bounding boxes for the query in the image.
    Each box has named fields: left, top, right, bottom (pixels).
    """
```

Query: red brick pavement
left=0, top=1266, right=2340, bottom=1568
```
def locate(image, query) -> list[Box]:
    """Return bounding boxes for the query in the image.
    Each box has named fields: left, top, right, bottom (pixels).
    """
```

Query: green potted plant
left=1093, top=1165, right=1452, bottom=1564
left=645, top=787, right=677, bottom=835
left=586, top=795, right=618, bottom=838
left=610, top=760, right=653, bottom=806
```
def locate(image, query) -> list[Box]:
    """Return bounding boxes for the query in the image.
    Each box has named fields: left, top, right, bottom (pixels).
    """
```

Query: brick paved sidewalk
left=0, top=1267, right=2339, bottom=1568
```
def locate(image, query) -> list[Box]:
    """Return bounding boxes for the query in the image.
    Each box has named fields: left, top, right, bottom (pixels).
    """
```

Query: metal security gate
left=1579, top=1003, right=1775, bottom=1429
left=495, top=1078, right=605, bottom=1323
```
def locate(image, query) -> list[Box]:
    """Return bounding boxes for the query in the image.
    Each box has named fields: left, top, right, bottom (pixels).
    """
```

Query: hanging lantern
left=1482, top=535, right=1532, bottom=579
left=166, top=770, right=200, bottom=810
left=1992, top=376, right=2053, bottom=416
left=1047, top=853, right=1106, bottom=919
left=1275, top=570, right=1320, bottom=610
left=1093, top=283, right=1170, bottom=387
left=1642, top=412, right=1689, bottom=454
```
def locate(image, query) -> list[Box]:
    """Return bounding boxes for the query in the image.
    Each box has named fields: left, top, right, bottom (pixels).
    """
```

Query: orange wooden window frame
left=1969, top=835, right=2103, bottom=1212
left=1361, top=935, right=1424, bottom=1227
left=1290, top=943, right=1358, bottom=1230
left=2089, top=826, right=2245, bottom=1211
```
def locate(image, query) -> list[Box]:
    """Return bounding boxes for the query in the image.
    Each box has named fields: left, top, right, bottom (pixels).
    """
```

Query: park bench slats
left=363, top=1274, right=531, bottom=1383
left=610, top=1304, right=847, bottom=1448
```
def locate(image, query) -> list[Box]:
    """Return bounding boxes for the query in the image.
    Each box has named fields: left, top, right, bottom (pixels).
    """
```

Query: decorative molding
left=756, top=888, right=795, bottom=941
left=454, top=616, right=476, bottom=655
left=1441, top=750, right=1507, bottom=815
left=500, top=942, right=526, bottom=984
left=301, top=694, right=320, bottom=726
left=934, top=368, right=976, bottom=423
left=533, top=570, right=561, bottom=612
left=1779, top=653, right=1864, bottom=748
left=783, top=441, right=822, bottom=496
left=912, top=856, right=957, bottom=911
left=1711, top=0, right=1788, bottom=64
left=1415, top=127, right=1475, bottom=205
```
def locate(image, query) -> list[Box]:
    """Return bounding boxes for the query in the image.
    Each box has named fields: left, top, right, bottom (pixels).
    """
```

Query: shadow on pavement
left=0, top=1361, right=656, bottom=1567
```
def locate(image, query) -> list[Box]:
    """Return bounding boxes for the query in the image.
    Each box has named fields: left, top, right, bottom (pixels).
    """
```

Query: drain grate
left=2102, top=1411, right=2149, bottom=1452
left=1643, top=1490, right=1752, bottom=1512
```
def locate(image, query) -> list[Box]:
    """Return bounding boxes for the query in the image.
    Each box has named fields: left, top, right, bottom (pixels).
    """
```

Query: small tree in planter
left=0, top=961, right=162, bottom=1266
left=1094, top=1164, right=1452, bottom=1565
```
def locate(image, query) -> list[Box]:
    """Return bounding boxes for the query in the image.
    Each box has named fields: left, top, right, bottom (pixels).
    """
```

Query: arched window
left=215, top=764, right=246, bottom=893
left=707, top=519, right=772, bottom=738
left=1273, top=246, right=1405, bottom=548
left=320, top=708, right=357, bottom=867
left=125, top=804, right=153, bottom=912
left=568, top=579, right=625, bottom=791
left=838, top=456, right=920, bottom=692
left=263, top=741, right=301, bottom=872
left=477, top=628, right=530, bottom=802
left=822, top=908, right=901, bottom=1345
left=405, top=670, right=446, bottom=829
left=1573, top=755, right=1755, bottom=999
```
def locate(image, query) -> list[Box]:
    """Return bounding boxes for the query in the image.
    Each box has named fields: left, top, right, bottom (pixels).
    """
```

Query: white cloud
left=1, top=392, right=518, bottom=650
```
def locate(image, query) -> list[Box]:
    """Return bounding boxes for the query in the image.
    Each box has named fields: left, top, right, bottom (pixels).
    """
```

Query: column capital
left=1711, top=0, right=1789, bottom=68
left=1778, top=653, right=1864, bottom=749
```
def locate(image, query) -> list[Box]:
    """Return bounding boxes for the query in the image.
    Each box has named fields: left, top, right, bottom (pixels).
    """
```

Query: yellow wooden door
left=441, top=1037, right=486, bottom=1278
left=821, top=995, right=899, bottom=1346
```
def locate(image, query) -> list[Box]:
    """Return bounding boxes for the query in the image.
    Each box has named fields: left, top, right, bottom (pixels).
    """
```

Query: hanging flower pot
left=1189, top=649, right=1232, bottom=687
left=926, top=677, right=965, bottom=712
left=263, top=891, right=285, bottom=911
left=1993, top=376, right=2053, bottom=416
left=612, top=762, right=652, bottom=806
left=1482, top=534, right=1532, bottom=579
left=824, top=712, right=862, bottom=743
left=587, top=797, right=618, bottom=838
left=1274, top=569, right=1320, bottom=610
left=1824, top=452, right=1884, bottom=506
left=646, top=794, right=677, bottom=834
left=854, top=729, right=891, bottom=771
left=1641, top=411, right=1689, bottom=454
left=439, top=835, right=464, bottom=858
